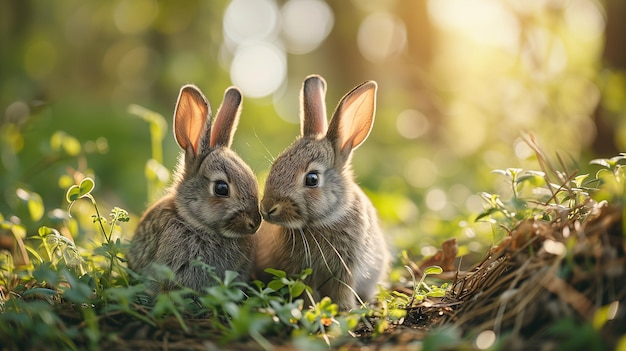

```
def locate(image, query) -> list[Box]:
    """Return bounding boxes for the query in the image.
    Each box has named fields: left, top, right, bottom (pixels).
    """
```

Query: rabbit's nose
left=262, top=204, right=281, bottom=221
left=240, top=207, right=261, bottom=234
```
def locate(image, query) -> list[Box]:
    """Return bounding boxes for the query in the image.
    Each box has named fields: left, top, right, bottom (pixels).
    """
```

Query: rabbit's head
left=173, top=85, right=261, bottom=238
left=261, top=75, right=377, bottom=229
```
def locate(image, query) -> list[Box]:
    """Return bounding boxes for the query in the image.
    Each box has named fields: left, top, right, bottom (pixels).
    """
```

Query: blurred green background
left=1, top=0, right=625, bottom=260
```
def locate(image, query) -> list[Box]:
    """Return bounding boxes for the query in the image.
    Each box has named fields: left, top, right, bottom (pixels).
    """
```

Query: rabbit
left=128, top=84, right=262, bottom=293
left=254, top=75, right=390, bottom=310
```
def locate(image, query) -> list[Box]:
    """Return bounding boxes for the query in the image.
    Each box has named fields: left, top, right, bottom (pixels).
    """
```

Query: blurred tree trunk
left=592, top=0, right=625, bottom=156
left=322, top=1, right=435, bottom=99
left=321, top=1, right=368, bottom=94
left=395, top=0, right=444, bottom=143
left=0, top=1, right=33, bottom=111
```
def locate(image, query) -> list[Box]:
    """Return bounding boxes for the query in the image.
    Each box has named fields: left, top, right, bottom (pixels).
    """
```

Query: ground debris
left=435, top=201, right=625, bottom=350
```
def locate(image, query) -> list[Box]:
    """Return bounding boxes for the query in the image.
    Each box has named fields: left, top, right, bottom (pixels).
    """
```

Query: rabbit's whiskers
left=293, top=228, right=312, bottom=269
left=252, top=128, right=276, bottom=164
left=235, top=244, right=252, bottom=265
left=305, top=227, right=333, bottom=275
left=318, top=229, right=353, bottom=278
left=289, top=229, right=297, bottom=258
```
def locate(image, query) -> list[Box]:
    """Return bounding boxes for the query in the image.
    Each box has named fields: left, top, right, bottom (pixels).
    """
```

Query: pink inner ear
left=338, top=86, right=376, bottom=150
left=174, top=86, right=210, bottom=155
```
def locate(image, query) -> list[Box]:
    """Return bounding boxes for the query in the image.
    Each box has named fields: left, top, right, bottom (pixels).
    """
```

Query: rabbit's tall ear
left=174, top=85, right=212, bottom=157
left=210, top=87, right=243, bottom=148
left=327, top=80, right=377, bottom=160
left=300, top=75, right=328, bottom=138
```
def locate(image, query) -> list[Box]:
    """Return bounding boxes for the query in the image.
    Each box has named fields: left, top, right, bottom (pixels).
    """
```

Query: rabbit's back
left=127, top=194, right=177, bottom=273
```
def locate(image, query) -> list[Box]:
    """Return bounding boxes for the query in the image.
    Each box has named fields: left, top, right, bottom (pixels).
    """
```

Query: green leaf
left=426, top=290, right=447, bottom=297
left=62, top=135, right=81, bottom=156
left=491, top=169, right=507, bottom=176
left=590, top=158, right=611, bottom=168
left=16, top=188, right=44, bottom=222
left=62, top=272, right=94, bottom=303
left=516, top=172, right=546, bottom=186
left=291, top=281, right=307, bottom=297
left=66, top=185, right=81, bottom=202
left=264, top=268, right=287, bottom=278
left=78, top=177, right=95, bottom=196
left=66, top=177, right=95, bottom=204
left=424, top=266, right=443, bottom=275
left=267, top=279, right=286, bottom=291
left=475, top=207, right=500, bottom=221
left=51, top=131, right=81, bottom=156
left=223, top=270, right=239, bottom=287
left=33, top=262, right=60, bottom=286
left=21, top=288, right=59, bottom=298
left=574, top=174, right=589, bottom=188
left=38, top=226, right=54, bottom=237
left=28, top=194, right=45, bottom=222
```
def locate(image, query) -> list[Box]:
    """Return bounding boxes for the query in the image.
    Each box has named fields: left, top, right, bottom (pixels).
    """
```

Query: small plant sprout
left=405, top=265, right=447, bottom=304
left=65, top=177, right=129, bottom=244
left=265, top=268, right=314, bottom=304
left=65, top=177, right=130, bottom=289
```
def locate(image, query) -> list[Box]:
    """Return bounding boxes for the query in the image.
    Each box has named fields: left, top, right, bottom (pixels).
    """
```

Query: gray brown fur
left=128, top=84, right=261, bottom=292
left=255, top=75, right=390, bottom=310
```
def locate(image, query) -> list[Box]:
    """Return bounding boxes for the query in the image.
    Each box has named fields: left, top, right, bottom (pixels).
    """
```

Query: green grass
left=1, top=109, right=624, bottom=350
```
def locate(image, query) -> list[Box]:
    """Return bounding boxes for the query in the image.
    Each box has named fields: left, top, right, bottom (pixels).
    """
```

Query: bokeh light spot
left=475, top=330, right=496, bottom=349
left=224, top=0, right=279, bottom=45
left=466, top=194, right=484, bottom=213
left=396, top=109, right=430, bottom=139
left=564, top=0, right=605, bottom=41
left=405, top=157, right=437, bottom=188
left=420, top=245, right=438, bottom=258
left=513, top=139, right=534, bottom=160
left=230, top=42, right=286, bottom=98
left=425, top=188, right=447, bottom=211
left=357, top=12, right=407, bottom=63
left=281, top=0, right=334, bottom=54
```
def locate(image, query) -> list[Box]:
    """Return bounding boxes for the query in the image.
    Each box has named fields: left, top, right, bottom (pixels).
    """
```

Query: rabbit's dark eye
left=305, top=172, right=319, bottom=187
left=214, top=181, right=229, bottom=197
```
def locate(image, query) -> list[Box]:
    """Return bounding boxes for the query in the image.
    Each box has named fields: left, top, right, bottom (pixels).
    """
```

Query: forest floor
left=92, top=202, right=624, bottom=351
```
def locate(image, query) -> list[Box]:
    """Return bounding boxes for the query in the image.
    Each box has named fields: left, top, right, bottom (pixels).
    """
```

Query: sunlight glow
left=357, top=12, right=407, bottom=63
left=420, top=245, right=438, bottom=258
left=521, top=28, right=568, bottom=80
left=427, top=0, right=519, bottom=52
left=396, top=109, right=430, bottom=139
left=224, top=0, right=279, bottom=44
left=425, top=188, right=447, bottom=211
left=230, top=42, right=286, bottom=98
left=564, top=0, right=605, bottom=41
left=281, top=0, right=334, bottom=54
left=405, top=158, right=437, bottom=188
left=475, top=330, right=496, bottom=349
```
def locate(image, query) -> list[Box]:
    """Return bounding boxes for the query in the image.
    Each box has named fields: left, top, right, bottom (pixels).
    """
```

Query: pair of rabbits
left=127, top=75, right=390, bottom=310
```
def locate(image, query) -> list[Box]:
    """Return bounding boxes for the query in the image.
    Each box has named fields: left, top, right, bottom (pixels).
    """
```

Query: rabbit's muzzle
left=260, top=198, right=303, bottom=228
left=227, top=207, right=262, bottom=236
